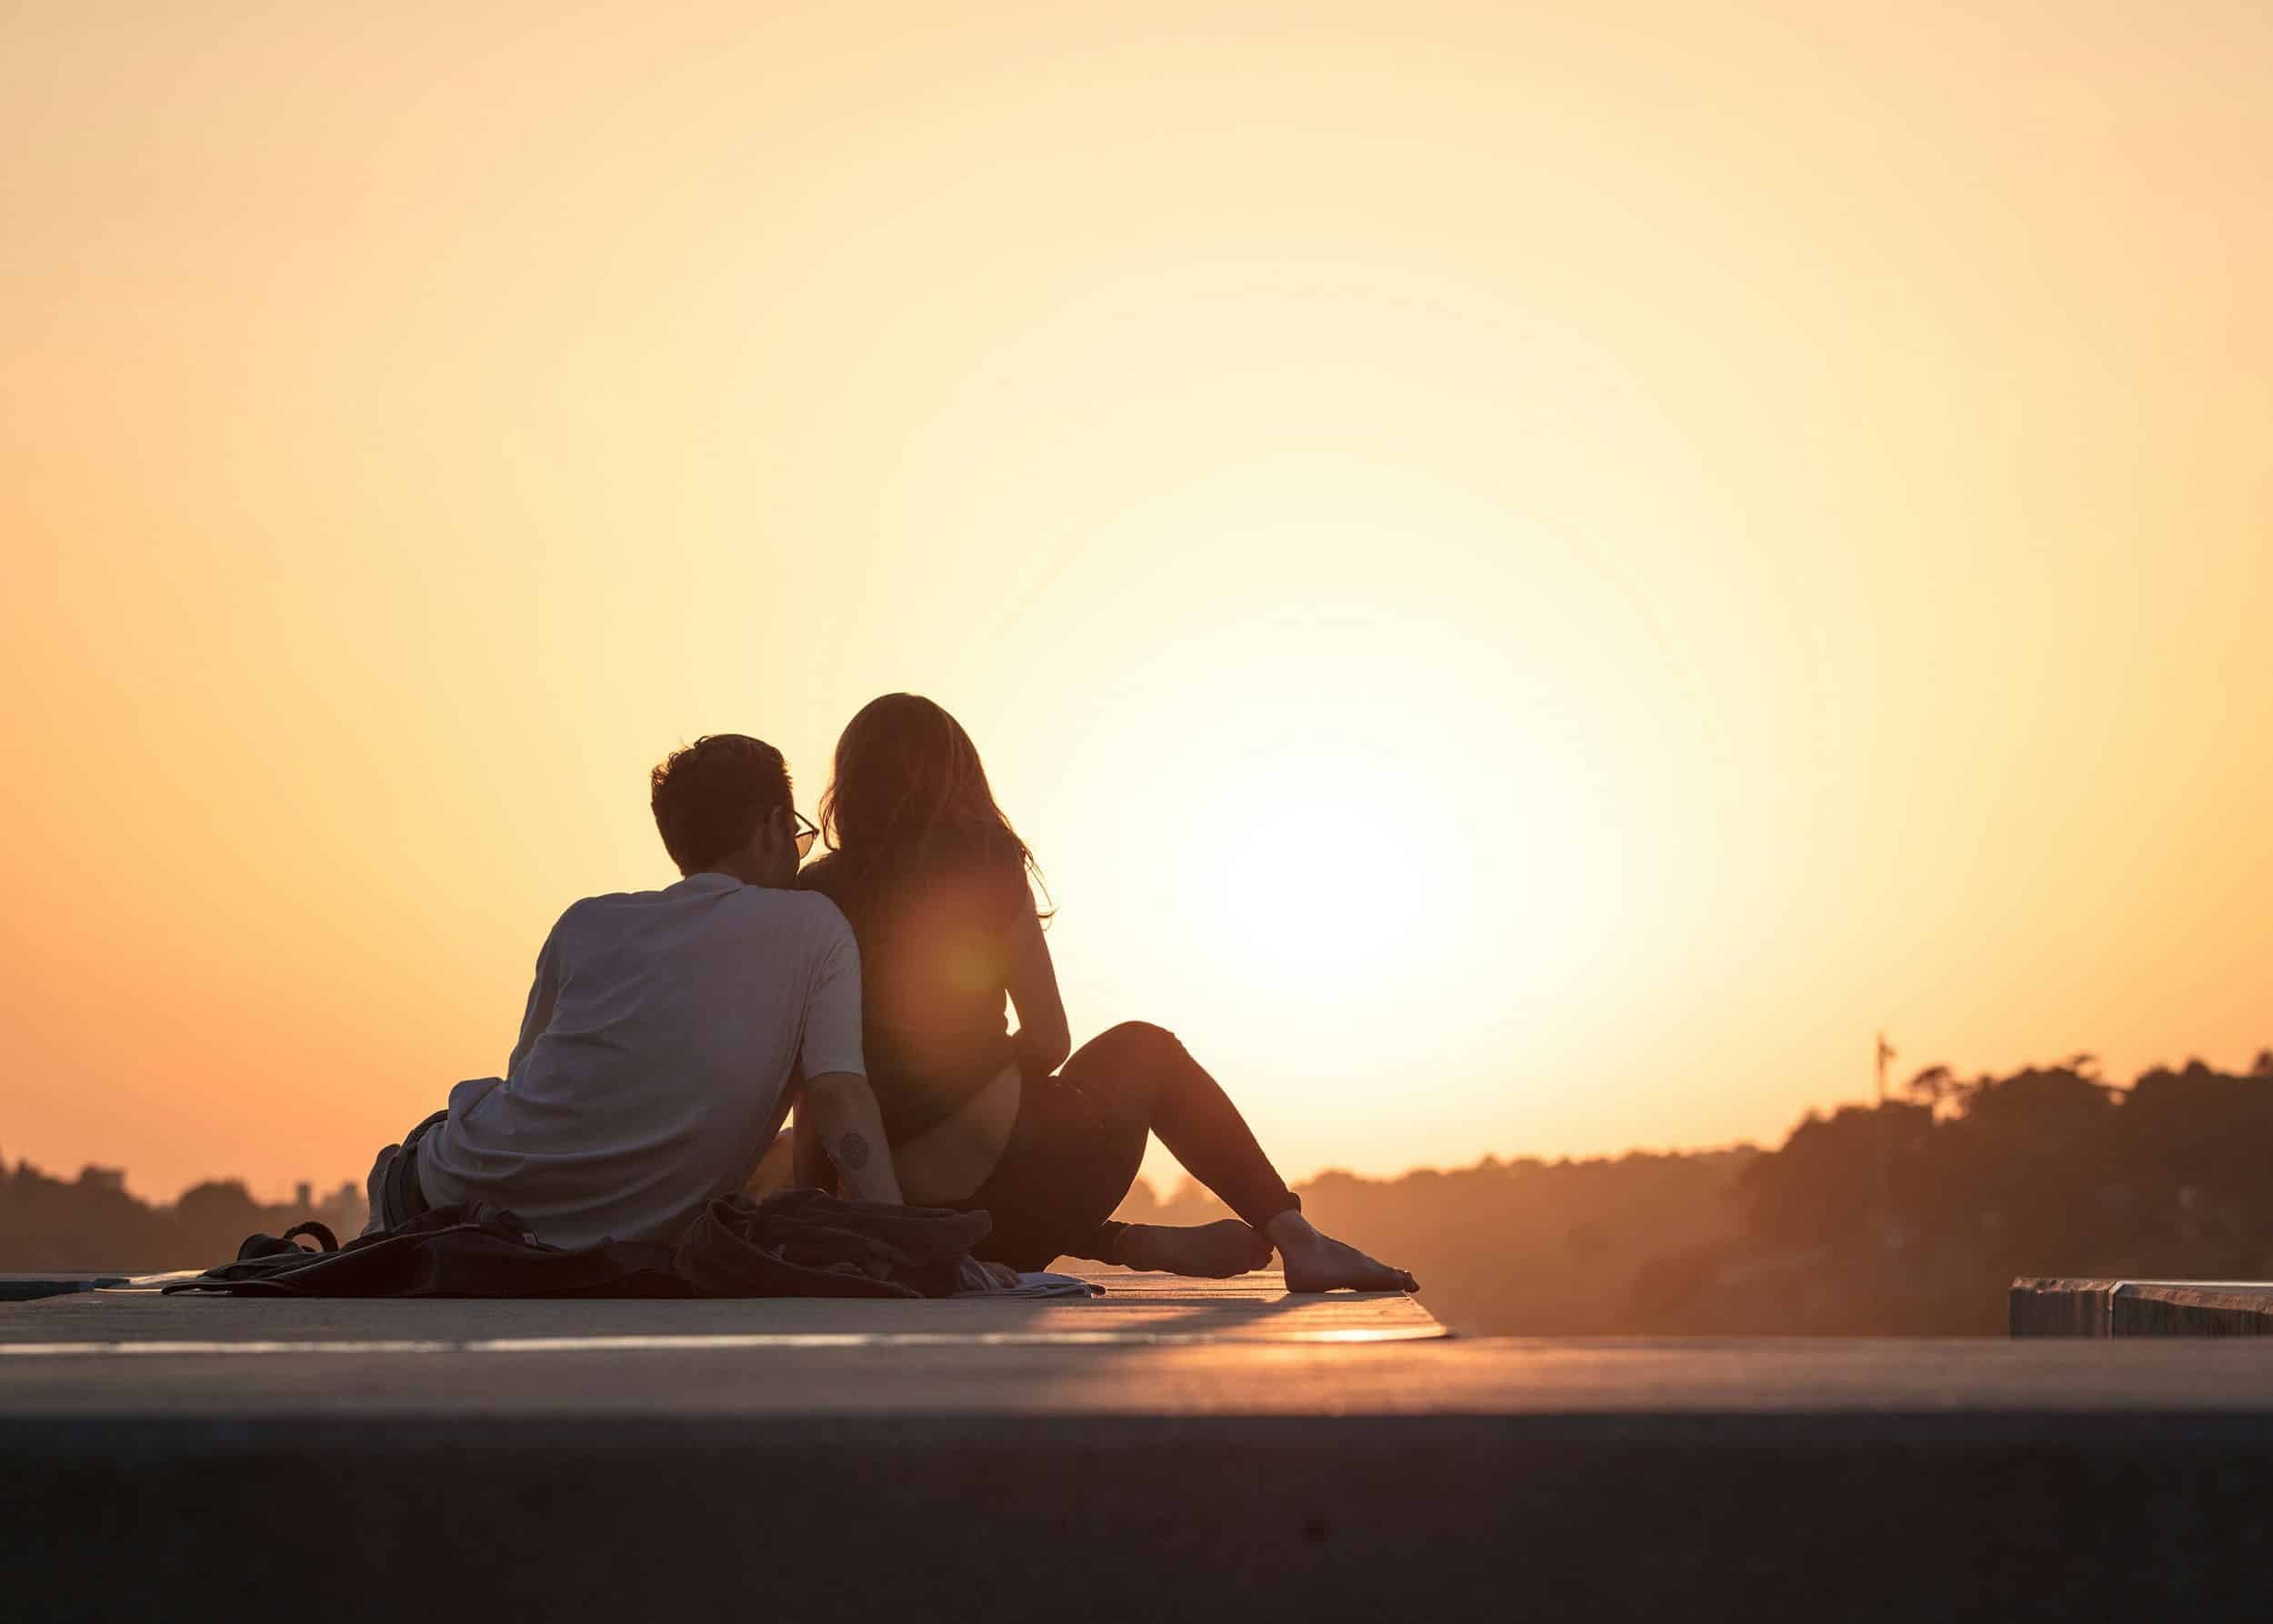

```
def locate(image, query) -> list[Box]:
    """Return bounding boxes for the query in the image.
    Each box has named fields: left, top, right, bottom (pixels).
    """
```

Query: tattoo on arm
left=836, top=1131, right=871, bottom=1171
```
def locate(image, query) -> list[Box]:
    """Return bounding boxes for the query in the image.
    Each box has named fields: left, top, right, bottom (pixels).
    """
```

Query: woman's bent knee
left=1096, top=1019, right=1178, bottom=1057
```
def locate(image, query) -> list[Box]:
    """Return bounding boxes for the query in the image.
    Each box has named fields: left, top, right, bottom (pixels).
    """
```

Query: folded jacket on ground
left=164, top=1190, right=1000, bottom=1300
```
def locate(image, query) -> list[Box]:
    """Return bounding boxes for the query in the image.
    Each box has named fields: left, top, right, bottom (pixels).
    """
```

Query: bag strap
left=282, top=1220, right=340, bottom=1253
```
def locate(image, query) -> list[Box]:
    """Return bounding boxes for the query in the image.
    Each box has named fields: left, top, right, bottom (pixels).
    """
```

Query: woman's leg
left=950, top=1026, right=1272, bottom=1274
left=1053, top=1022, right=1299, bottom=1230
left=952, top=1058, right=1151, bottom=1273
left=1056, top=1023, right=1417, bottom=1291
left=956, top=1022, right=1417, bottom=1288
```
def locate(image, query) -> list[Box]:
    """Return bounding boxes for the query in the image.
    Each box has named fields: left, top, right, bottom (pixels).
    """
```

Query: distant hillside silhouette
left=1116, top=1146, right=1757, bottom=1335
left=1624, top=1049, right=2273, bottom=1336
left=0, top=1163, right=365, bottom=1274
left=1116, top=1048, right=2273, bottom=1336
left=11, top=1048, right=2271, bottom=1330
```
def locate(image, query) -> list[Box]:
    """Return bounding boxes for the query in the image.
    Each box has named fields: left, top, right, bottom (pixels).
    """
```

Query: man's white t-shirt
left=416, top=873, right=864, bottom=1249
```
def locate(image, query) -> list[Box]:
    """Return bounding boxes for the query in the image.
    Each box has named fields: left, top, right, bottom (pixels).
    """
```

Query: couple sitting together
left=365, top=693, right=1414, bottom=1294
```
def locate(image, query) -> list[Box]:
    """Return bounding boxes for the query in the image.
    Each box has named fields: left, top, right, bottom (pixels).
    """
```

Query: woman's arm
left=1004, top=903, right=1071, bottom=1080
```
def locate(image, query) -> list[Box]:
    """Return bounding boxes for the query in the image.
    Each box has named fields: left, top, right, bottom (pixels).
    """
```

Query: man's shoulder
left=766, top=886, right=855, bottom=939
left=547, top=886, right=658, bottom=929
left=716, top=882, right=854, bottom=943
left=546, top=879, right=745, bottom=940
left=551, top=878, right=851, bottom=954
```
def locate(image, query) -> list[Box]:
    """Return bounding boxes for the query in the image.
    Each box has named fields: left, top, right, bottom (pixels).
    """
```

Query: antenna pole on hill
left=1875, top=1031, right=1896, bottom=1251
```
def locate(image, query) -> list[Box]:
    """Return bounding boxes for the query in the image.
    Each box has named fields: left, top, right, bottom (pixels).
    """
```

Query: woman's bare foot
left=1264, top=1212, right=1418, bottom=1293
left=1119, top=1219, right=1276, bottom=1278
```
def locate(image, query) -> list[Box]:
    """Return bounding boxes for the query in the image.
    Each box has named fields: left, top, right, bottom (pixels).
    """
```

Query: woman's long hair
left=818, top=694, right=1052, bottom=919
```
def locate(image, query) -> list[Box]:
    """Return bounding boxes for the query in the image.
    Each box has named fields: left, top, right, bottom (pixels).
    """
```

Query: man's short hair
left=649, top=735, right=793, bottom=875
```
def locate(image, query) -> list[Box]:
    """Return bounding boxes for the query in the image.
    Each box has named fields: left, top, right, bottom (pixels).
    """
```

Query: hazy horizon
left=13, top=1039, right=2267, bottom=1213
left=5, top=1, right=2268, bottom=1201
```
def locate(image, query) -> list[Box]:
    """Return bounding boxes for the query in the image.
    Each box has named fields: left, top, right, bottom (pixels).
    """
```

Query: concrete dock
left=11, top=1272, right=2273, bottom=1621
left=2013, top=1275, right=2273, bottom=1336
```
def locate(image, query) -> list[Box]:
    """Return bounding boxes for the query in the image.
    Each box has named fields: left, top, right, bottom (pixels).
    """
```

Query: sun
left=1222, top=803, right=1422, bottom=976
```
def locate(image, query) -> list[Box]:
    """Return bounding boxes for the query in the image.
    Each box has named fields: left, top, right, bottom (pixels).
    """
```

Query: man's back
left=416, top=873, right=863, bottom=1248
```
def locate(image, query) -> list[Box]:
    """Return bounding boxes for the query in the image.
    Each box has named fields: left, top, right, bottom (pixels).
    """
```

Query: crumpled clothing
left=164, top=1202, right=683, bottom=1298
left=675, top=1189, right=995, bottom=1299
left=164, top=1190, right=1003, bottom=1301
left=978, top=1271, right=1106, bottom=1299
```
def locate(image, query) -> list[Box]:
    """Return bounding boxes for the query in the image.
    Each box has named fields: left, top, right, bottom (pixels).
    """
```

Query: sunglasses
left=791, top=809, right=820, bottom=858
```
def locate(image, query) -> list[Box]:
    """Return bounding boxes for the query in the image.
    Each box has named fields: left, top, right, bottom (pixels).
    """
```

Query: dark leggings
left=953, top=1021, right=1302, bottom=1272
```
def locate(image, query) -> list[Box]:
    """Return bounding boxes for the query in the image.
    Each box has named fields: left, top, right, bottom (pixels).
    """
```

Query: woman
left=793, top=693, right=1416, bottom=1292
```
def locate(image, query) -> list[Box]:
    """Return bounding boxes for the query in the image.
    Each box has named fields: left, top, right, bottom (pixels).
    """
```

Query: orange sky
left=5, top=1, right=2268, bottom=1203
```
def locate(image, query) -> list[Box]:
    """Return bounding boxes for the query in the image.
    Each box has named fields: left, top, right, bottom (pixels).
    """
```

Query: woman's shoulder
left=792, top=851, right=846, bottom=897
left=813, top=838, right=1029, bottom=927
left=946, top=841, right=1036, bottom=927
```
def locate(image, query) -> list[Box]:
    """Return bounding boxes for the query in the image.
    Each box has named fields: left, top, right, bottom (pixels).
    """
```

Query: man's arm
left=792, top=903, right=902, bottom=1201
left=791, top=1105, right=836, bottom=1194
left=798, top=1072, right=904, bottom=1205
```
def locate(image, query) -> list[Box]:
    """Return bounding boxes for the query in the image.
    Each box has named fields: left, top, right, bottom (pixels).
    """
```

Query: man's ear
left=734, top=815, right=778, bottom=874
left=760, top=805, right=797, bottom=874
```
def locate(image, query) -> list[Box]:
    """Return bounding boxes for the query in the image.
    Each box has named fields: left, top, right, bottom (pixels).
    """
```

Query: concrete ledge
left=11, top=1407, right=2273, bottom=1622
left=2011, top=1278, right=2118, bottom=1336
left=20, top=1280, right=2273, bottom=1619
left=2013, top=1278, right=2273, bottom=1338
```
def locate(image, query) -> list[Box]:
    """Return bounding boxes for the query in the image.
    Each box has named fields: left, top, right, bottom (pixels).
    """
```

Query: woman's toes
left=1280, top=1233, right=1417, bottom=1294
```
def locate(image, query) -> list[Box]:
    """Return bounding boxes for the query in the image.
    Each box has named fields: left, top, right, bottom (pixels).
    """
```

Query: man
left=364, top=733, right=906, bottom=1247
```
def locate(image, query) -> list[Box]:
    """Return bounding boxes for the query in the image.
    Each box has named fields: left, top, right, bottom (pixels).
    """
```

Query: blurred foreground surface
left=8, top=1272, right=2273, bottom=1621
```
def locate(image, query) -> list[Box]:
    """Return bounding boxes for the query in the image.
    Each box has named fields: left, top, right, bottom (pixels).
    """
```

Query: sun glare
left=1224, top=804, right=1422, bottom=976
